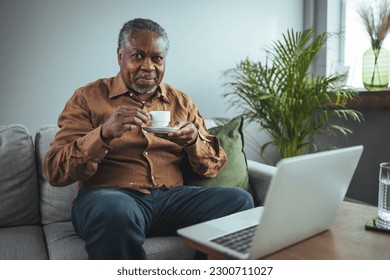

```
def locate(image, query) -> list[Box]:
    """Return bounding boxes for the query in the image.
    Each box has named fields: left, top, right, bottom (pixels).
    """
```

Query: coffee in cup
left=149, top=111, right=170, bottom=127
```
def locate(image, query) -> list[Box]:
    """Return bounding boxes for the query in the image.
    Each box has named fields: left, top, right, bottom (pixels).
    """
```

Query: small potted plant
left=223, top=28, right=362, bottom=160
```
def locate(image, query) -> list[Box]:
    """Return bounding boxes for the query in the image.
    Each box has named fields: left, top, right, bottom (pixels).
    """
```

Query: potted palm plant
left=223, top=28, right=362, bottom=160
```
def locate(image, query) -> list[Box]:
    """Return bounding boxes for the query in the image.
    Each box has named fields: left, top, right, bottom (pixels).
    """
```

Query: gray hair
left=118, top=18, right=169, bottom=52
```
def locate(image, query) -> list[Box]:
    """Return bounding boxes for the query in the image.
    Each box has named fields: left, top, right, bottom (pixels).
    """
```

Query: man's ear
left=117, top=47, right=122, bottom=65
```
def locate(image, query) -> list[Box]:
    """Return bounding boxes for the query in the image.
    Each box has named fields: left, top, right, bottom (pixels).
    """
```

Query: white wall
left=0, top=0, right=303, bottom=159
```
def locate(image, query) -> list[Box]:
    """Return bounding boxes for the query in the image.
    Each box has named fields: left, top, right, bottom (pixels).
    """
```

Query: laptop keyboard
left=210, top=225, right=257, bottom=254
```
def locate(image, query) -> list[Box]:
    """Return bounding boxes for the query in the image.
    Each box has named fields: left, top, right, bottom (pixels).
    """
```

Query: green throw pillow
left=183, top=115, right=250, bottom=190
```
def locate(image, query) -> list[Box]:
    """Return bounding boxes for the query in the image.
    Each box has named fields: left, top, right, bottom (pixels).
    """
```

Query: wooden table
left=183, top=201, right=390, bottom=259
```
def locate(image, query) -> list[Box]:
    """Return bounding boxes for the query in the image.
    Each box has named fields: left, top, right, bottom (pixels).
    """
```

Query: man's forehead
left=126, top=30, right=168, bottom=52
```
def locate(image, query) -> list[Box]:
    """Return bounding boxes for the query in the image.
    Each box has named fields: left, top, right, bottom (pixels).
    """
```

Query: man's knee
left=74, top=189, right=145, bottom=233
left=93, top=193, right=142, bottom=228
left=72, top=189, right=147, bottom=259
left=228, top=187, right=254, bottom=210
left=215, top=187, right=254, bottom=211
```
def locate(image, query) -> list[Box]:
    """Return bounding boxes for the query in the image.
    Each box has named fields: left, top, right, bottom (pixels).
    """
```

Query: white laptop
left=177, top=145, right=363, bottom=259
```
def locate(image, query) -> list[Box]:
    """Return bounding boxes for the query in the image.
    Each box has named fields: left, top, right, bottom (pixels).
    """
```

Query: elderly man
left=44, top=18, right=253, bottom=259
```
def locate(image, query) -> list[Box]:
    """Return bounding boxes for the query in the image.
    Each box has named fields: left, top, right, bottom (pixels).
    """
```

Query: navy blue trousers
left=71, top=186, right=254, bottom=259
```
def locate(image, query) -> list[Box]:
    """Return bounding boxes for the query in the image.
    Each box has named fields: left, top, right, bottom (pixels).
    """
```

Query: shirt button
left=104, top=150, right=108, bottom=154
left=144, top=151, right=148, bottom=156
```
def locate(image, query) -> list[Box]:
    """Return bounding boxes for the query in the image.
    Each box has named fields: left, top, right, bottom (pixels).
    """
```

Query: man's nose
left=141, top=58, right=155, bottom=71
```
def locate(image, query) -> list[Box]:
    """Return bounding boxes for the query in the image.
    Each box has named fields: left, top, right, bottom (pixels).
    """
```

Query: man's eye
left=153, top=56, right=163, bottom=63
left=132, top=54, right=143, bottom=59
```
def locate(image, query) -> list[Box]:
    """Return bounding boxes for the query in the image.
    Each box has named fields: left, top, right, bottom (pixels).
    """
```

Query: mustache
left=135, top=72, right=158, bottom=80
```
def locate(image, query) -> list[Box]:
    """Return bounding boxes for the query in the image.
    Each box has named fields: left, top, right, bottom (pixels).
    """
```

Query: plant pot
left=362, top=46, right=390, bottom=91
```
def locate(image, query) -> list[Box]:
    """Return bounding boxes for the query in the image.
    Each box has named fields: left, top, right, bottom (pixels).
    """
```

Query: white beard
left=130, top=82, right=158, bottom=95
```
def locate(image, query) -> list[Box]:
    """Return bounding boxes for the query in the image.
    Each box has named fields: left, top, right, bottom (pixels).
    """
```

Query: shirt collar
left=109, top=73, right=170, bottom=103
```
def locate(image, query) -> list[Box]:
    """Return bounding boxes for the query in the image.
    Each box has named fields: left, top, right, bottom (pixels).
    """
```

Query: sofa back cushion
left=183, top=116, right=250, bottom=190
left=35, top=125, right=78, bottom=225
left=0, top=124, right=40, bottom=227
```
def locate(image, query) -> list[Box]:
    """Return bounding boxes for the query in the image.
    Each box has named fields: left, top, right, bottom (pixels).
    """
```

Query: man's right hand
left=101, top=106, right=150, bottom=144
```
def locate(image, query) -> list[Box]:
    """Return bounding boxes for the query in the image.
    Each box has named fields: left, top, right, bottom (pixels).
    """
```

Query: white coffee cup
left=149, top=111, right=170, bottom=127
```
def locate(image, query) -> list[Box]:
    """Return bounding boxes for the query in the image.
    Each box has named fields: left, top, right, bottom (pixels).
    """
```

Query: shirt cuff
left=78, top=125, right=112, bottom=162
left=183, top=131, right=219, bottom=157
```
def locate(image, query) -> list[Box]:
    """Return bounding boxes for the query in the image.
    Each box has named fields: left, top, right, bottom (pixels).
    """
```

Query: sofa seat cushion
left=144, top=236, right=195, bottom=260
left=43, top=222, right=88, bottom=260
left=0, top=225, right=48, bottom=259
left=0, top=124, right=40, bottom=227
left=44, top=221, right=195, bottom=260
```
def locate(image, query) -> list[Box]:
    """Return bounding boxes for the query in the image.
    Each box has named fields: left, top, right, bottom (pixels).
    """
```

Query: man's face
left=117, top=30, right=167, bottom=95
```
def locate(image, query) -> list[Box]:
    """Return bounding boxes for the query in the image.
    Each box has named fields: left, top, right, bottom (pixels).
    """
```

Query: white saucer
left=143, top=127, right=179, bottom=134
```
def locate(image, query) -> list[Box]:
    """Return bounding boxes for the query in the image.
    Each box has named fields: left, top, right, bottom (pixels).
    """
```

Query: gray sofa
left=0, top=123, right=275, bottom=260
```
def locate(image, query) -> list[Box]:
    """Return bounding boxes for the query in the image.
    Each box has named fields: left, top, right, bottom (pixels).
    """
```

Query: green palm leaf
left=223, top=28, right=363, bottom=160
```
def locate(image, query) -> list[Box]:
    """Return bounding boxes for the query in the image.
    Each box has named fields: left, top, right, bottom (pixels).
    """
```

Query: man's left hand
left=156, top=120, right=198, bottom=146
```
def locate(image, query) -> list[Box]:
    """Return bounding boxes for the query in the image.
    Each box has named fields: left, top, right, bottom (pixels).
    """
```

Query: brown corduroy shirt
left=43, top=73, right=227, bottom=194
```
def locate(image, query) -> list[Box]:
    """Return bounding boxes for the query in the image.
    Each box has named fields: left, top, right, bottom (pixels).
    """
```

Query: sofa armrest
left=247, top=160, right=276, bottom=205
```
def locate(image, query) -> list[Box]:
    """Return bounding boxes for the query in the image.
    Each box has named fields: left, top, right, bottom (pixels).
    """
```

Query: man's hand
left=156, top=120, right=198, bottom=146
left=101, top=106, right=150, bottom=143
